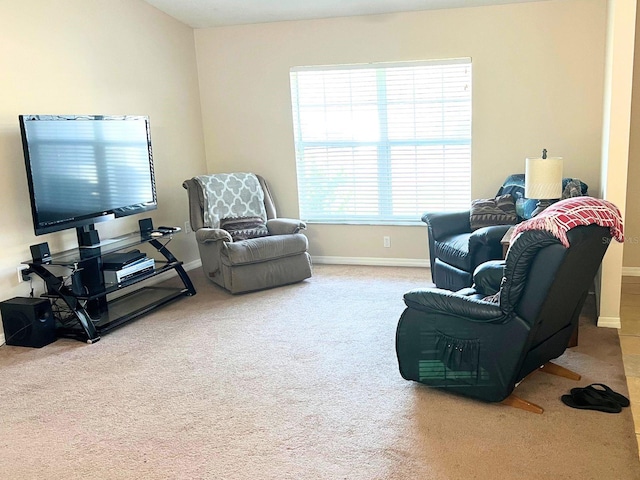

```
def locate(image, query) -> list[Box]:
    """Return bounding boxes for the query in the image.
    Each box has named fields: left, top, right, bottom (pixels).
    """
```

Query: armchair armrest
left=266, top=218, right=306, bottom=235
left=403, top=288, right=505, bottom=323
left=468, top=224, right=512, bottom=247
left=195, top=228, right=232, bottom=244
left=473, top=260, right=505, bottom=295
left=421, top=211, right=471, bottom=240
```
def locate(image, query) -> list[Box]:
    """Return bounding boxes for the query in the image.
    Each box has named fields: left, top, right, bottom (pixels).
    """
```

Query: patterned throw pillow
left=220, top=216, right=269, bottom=241
left=469, top=194, right=518, bottom=231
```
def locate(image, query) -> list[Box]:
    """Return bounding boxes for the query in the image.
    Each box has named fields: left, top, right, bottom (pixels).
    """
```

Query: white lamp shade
left=525, top=156, right=563, bottom=199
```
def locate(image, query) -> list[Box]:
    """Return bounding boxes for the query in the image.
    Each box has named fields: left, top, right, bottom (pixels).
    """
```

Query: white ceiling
left=143, top=0, right=547, bottom=28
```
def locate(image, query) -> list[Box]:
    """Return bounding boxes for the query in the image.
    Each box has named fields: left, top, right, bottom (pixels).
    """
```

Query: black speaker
left=139, top=217, right=154, bottom=233
left=0, top=298, right=56, bottom=348
left=30, top=242, right=51, bottom=263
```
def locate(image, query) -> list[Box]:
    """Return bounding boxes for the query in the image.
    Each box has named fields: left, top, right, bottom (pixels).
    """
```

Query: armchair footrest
left=222, top=233, right=309, bottom=266
left=222, top=253, right=312, bottom=294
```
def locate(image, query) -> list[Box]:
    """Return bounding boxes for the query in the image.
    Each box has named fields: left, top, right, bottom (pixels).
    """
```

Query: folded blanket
left=511, top=197, right=624, bottom=248
left=195, top=173, right=267, bottom=229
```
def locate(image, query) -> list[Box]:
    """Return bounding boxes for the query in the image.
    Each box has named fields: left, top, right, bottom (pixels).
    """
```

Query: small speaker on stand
left=139, top=217, right=154, bottom=233
left=30, top=242, right=51, bottom=263
left=0, top=298, right=56, bottom=348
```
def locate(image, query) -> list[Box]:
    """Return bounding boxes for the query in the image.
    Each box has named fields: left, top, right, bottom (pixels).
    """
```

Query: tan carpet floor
left=0, top=265, right=638, bottom=479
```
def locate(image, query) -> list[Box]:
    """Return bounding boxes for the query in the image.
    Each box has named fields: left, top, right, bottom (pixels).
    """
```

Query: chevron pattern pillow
left=470, top=194, right=517, bottom=231
left=220, top=216, right=269, bottom=241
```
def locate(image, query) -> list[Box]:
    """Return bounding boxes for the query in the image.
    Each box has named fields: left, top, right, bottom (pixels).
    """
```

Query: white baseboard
left=622, top=267, right=640, bottom=276
left=311, top=256, right=429, bottom=268
left=183, top=259, right=202, bottom=272
left=597, top=316, right=621, bottom=329
left=0, top=333, right=4, bottom=345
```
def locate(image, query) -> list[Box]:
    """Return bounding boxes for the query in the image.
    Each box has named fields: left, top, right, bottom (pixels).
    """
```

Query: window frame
left=290, top=58, right=472, bottom=225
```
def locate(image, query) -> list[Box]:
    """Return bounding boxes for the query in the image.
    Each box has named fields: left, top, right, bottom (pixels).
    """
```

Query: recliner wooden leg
left=538, top=362, right=581, bottom=381
left=501, top=363, right=580, bottom=414
left=501, top=394, right=544, bottom=414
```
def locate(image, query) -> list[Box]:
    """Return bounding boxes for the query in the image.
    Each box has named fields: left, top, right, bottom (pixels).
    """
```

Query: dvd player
left=103, top=258, right=155, bottom=285
left=102, top=250, right=146, bottom=270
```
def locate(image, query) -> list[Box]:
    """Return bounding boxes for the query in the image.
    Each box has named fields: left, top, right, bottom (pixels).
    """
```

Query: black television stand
left=25, top=229, right=196, bottom=343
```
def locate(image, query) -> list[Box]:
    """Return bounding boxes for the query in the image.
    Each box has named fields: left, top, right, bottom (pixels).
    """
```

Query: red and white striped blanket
left=511, top=197, right=624, bottom=248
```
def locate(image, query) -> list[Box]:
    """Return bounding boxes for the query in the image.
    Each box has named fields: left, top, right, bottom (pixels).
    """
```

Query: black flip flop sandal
left=561, top=388, right=622, bottom=413
left=570, top=384, right=630, bottom=408
left=580, top=383, right=630, bottom=407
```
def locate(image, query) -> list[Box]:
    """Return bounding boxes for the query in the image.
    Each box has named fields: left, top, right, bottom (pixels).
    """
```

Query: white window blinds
left=289, top=58, right=472, bottom=224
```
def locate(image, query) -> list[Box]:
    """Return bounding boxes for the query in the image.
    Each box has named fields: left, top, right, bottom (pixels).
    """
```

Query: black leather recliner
left=423, top=211, right=510, bottom=292
left=396, top=223, right=612, bottom=411
left=423, top=175, right=588, bottom=291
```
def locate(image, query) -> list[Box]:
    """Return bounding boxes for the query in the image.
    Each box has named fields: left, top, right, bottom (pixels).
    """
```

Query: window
left=289, top=59, right=472, bottom=224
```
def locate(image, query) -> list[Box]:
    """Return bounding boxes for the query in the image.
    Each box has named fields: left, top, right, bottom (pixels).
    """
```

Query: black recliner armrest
left=421, top=211, right=471, bottom=240
left=473, top=260, right=506, bottom=295
left=403, top=288, right=505, bottom=322
left=468, top=224, right=512, bottom=247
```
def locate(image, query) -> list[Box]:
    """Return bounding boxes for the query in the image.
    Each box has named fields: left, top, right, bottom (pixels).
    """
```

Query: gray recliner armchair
left=183, top=173, right=312, bottom=294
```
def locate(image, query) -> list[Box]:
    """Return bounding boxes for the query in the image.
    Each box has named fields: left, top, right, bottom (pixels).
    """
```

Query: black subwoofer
left=0, top=297, right=56, bottom=348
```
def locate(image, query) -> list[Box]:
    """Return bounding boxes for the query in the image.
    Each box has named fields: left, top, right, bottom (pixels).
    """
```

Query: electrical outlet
left=184, top=221, right=193, bottom=234
left=383, top=236, right=391, bottom=248
left=17, top=265, right=30, bottom=283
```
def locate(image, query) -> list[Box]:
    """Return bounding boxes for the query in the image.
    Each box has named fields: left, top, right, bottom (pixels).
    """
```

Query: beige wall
left=624, top=4, right=640, bottom=269
left=194, top=0, right=608, bottom=261
left=0, top=1, right=207, bottom=309
left=598, top=0, right=637, bottom=328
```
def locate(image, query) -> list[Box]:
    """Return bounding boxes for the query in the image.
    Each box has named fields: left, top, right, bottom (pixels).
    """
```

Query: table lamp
left=525, top=149, right=563, bottom=217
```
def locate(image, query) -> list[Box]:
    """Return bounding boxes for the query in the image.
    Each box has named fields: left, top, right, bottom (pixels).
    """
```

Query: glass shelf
left=26, top=230, right=176, bottom=267
left=55, top=286, right=189, bottom=340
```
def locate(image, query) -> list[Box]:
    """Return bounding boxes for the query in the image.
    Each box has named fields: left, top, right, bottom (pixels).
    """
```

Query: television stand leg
left=150, top=238, right=196, bottom=295
left=86, top=295, right=107, bottom=319
left=27, top=263, right=101, bottom=343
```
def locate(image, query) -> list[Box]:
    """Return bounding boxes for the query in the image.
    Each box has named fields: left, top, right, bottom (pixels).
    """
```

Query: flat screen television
left=19, top=114, right=157, bottom=246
